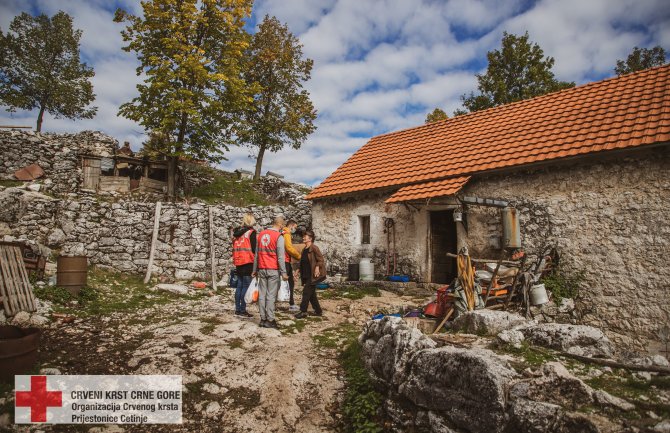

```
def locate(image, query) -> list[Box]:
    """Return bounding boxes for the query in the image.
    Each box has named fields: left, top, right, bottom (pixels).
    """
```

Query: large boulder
left=359, top=317, right=436, bottom=387
left=520, top=323, right=613, bottom=357
left=451, top=310, right=528, bottom=336
left=399, top=346, right=518, bottom=433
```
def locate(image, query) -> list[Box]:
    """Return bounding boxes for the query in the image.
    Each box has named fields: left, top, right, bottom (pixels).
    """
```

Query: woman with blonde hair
left=232, top=213, right=257, bottom=317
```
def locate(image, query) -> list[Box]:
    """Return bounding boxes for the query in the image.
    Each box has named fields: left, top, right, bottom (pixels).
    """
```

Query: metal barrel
left=56, top=256, right=88, bottom=295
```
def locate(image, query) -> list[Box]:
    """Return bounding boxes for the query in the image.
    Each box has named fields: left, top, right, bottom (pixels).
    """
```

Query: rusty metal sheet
left=13, top=163, right=44, bottom=181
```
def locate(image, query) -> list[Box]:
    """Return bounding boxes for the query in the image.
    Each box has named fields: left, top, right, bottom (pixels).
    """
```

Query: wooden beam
left=144, top=202, right=162, bottom=284
left=446, top=252, right=520, bottom=267
left=209, top=206, right=217, bottom=291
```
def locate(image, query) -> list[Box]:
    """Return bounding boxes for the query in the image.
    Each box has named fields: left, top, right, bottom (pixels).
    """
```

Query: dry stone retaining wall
left=0, top=188, right=311, bottom=281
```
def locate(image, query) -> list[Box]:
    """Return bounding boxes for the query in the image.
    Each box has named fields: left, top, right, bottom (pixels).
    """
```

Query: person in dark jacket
left=295, top=229, right=325, bottom=319
left=232, top=213, right=257, bottom=317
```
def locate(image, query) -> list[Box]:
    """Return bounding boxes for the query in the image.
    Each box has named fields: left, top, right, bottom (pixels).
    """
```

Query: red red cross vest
left=232, top=229, right=254, bottom=266
left=257, top=229, right=281, bottom=270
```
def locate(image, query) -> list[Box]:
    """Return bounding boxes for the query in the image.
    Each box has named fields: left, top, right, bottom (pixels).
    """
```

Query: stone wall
left=0, top=130, right=117, bottom=194
left=311, top=191, right=427, bottom=278
left=311, top=146, right=670, bottom=352
left=0, top=187, right=311, bottom=281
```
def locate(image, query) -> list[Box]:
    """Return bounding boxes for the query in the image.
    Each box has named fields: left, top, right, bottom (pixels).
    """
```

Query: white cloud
left=1, top=0, right=668, bottom=186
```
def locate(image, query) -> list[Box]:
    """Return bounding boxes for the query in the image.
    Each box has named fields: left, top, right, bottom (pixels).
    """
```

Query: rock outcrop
left=360, top=317, right=631, bottom=433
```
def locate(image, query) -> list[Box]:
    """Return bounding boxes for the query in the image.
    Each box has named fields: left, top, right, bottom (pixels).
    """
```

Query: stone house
left=307, top=65, right=670, bottom=351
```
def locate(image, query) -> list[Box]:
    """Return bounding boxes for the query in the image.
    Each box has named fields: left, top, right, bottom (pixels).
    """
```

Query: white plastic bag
left=278, top=280, right=290, bottom=302
left=244, top=278, right=259, bottom=304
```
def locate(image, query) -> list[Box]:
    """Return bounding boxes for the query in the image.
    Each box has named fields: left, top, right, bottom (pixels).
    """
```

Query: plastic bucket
left=530, top=283, right=549, bottom=305
left=359, top=258, right=374, bottom=281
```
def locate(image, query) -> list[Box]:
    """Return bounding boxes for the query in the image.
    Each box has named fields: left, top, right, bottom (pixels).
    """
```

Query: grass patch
left=33, top=284, right=75, bottom=305
left=340, top=341, right=384, bottom=433
left=319, top=285, right=381, bottom=300
left=496, top=341, right=557, bottom=368
left=279, top=314, right=322, bottom=335
left=226, top=386, right=261, bottom=414
left=189, top=168, right=270, bottom=206
left=226, top=337, right=244, bottom=349
left=0, top=179, right=23, bottom=188
left=199, top=316, right=226, bottom=335
left=310, top=322, right=384, bottom=432
left=34, top=267, right=180, bottom=318
left=312, top=323, right=361, bottom=349
left=586, top=374, right=670, bottom=419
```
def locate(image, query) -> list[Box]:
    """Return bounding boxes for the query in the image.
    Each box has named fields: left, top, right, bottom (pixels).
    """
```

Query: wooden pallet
left=0, top=245, right=37, bottom=316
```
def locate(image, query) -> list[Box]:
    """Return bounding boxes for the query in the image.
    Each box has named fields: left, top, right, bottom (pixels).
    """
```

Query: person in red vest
left=252, top=215, right=288, bottom=329
left=232, top=213, right=257, bottom=317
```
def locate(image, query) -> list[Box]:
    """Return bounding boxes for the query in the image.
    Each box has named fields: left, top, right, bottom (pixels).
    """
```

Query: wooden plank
left=6, top=248, right=28, bottom=311
left=82, top=158, right=101, bottom=190
left=0, top=250, right=12, bottom=316
left=209, top=206, right=217, bottom=290
left=139, top=177, right=167, bottom=193
left=0, top=247, right=20, bottom=315
left=99, top=176, right=130, bottom=192
left=1, top=247, right=22, bottom=314
left=144, top=202, right=162, bottom=284
left=432, top=307, right=454, bottom=334
left=446, top=252, right=520, bottom=267
left=483, top=256, right=504, bottom=306
left=11, top=247, right=36, bottom=311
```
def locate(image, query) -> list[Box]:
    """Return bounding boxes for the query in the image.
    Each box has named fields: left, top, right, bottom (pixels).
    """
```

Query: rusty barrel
left=57, top=255, right=88, bottom=295
left=0, top=326, right=41, bottom=382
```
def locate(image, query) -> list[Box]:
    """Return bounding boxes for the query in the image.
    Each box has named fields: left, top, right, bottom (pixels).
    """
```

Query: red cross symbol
left=16, top=376, right=63, bottom=422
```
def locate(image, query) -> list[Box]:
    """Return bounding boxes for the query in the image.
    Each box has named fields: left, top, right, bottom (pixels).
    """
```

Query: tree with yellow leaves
left=114, top=0, right=254, bottom=198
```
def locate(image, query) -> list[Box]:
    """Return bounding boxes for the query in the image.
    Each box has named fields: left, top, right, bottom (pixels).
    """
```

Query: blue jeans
left=235, top=275, right=252, bottom=313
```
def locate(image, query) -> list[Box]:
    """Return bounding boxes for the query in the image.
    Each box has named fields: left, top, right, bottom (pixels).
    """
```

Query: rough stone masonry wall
left=0, top=130, right=117, bottom=194
left=311, top=192, right=428, bottom=279
left=459, top=146, right=670, bottom=353
left=0, top=187, right=311, bottom=281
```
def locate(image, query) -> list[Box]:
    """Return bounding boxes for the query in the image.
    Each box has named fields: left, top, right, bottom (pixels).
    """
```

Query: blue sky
left=1, top=0, right=668, bottom=186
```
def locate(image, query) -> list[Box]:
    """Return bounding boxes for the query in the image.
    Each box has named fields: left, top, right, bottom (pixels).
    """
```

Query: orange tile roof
left=307, top=65, right=670, bottom=200
left=385, top=176, right=470, bottom=203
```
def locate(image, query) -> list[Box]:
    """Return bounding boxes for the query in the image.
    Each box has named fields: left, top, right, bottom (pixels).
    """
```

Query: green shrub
left=340, top=341, right=383, bottom=433
left=541, top=267, right=584, bottom=304
left=32, top=285, right=74, bottom=305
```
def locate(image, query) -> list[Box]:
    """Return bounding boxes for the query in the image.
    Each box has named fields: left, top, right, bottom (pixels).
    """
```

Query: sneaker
left=294, top=312, right=307, bottom=319
left=259, top=320, right=267, bottom=327
left=288, top=305, right=299, bottom=312
left=265, top=320, right=279, bottom=329
left=234, top=311, right=242, bottom=316
left=241, top=311, right=253, bottom=318
left=311, top=311, right=323, bottom=317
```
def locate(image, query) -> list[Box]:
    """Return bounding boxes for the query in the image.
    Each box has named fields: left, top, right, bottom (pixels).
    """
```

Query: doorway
left=430, top=210, right=457, bottom=284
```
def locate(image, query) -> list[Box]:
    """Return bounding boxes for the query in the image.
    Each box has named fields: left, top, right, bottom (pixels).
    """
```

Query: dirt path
left=12, top=283, right=429, bottom=433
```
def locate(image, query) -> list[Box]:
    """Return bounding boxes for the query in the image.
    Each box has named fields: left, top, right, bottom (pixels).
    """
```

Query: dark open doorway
left=430, top=210, right=457, bottom=284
